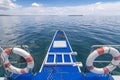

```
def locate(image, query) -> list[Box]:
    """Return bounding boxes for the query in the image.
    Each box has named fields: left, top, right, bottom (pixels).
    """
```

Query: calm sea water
left=0, top=15, right=120, bottom=77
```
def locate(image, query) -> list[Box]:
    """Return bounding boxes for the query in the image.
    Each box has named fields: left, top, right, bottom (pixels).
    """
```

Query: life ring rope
left=86, top=47, right=120, bottom=74
left=2, top=47, right=34, bottom=74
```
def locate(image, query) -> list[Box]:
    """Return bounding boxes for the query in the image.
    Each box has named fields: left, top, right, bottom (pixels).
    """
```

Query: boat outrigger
left=0, top=30, right=120, bottom=80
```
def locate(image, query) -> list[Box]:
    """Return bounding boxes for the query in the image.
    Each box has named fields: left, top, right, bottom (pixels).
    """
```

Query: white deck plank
left=53, top=41, right=67, bottom=48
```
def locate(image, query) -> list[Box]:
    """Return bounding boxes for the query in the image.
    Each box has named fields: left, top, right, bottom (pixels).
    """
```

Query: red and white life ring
left=86, top=47, right=120, bottom=74
left=2, top=47, right=34, bottom=74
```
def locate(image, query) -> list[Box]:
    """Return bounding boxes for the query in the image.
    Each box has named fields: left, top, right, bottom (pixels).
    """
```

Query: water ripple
left=0, top=15, right=120, bottom=76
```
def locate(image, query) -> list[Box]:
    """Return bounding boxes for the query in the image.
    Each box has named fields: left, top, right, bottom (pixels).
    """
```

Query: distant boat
left=68, top=15, right=83, bottom=16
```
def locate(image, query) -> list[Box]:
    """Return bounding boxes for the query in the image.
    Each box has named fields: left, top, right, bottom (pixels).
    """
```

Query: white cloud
left=0, top=0, right=20, bottom=10
left=31, top=2, right=43, bottom=7
left=0, top=1, right=120, bottom=15
left=12, top=0, right=16, bottom=2
left=95, top=2, right=102, bottom=5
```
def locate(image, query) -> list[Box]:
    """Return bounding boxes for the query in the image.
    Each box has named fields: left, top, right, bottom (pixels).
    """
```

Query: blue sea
left=0, top=15, right=120, bottom=77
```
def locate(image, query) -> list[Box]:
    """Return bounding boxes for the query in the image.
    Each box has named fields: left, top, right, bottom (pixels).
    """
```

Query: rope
left=0, top=47, right=4, bottom=67
left=116, top=62, right=120, bottom=68
left=47, top=67, right=55, bottom=80
left=0, top=53, right=6, bottom=66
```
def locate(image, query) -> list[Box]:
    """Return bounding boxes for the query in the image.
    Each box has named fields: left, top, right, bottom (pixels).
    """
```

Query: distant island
left=0, top=14, right=11, bottom=16
left=0, top=14, right=84, bottom=16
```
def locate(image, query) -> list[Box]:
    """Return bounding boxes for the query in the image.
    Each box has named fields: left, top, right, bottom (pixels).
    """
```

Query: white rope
left=0, top=47, right=4, bottom=67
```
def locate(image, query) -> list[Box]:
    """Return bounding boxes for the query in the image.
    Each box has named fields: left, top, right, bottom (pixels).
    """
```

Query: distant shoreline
left=0, top=15, right=11, bottom=16
left=0, top=15, right=84, bottom=16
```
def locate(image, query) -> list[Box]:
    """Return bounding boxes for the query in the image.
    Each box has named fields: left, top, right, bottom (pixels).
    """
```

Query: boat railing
left=0, top=45, right=32, bottom=78
left=0, top=47, right=4, bottom=67
left=91, top=45, right=120, bottom=63
left=90, top=45, right=120, bottom=75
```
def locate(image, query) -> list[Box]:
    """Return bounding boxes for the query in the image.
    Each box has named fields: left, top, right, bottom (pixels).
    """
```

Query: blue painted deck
left=49, top=30, right=71, bottom=52
left=39, top=30, right=82, bottom=80
left=10, top=30, right=114, bottom=80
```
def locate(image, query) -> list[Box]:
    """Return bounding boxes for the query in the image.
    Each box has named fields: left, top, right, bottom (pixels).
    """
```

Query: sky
left=0, top=0, right=120, bottom=15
